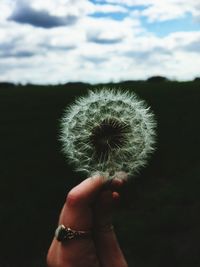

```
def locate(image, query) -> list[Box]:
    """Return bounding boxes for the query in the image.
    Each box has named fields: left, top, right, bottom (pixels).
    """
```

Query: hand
left=47, top=175, right=128, bottom=267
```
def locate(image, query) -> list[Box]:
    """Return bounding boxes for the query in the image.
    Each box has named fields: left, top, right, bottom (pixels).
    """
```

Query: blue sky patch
left=141, top=13, right=200, bottom=37
left=89, top=11, right=127, bottom=21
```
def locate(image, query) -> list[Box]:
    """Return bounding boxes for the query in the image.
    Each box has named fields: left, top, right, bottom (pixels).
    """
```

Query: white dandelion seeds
left=60, top=89, right=157, bottom=179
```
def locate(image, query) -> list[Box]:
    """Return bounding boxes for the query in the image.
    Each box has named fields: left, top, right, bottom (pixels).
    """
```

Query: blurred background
left=0, top=1, right=200, bottom=267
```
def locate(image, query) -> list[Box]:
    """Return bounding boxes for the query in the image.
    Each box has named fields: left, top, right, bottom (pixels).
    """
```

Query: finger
left=112, top=191, right=120, bottom=201
left=93, top=177, right=125, bottom=230
left=94, top=190, right=120, bottom=228
left=103, top=177, right=126, bottom=191
left=58, top=175, right=106, bottom=230
left=66, top=175, right=106, bottom=207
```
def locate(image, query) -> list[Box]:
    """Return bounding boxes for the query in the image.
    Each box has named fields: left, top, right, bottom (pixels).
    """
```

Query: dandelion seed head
left=60, top=89, right=157, bottom=179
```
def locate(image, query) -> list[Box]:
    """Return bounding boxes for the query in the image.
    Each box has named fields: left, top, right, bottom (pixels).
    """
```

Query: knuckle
left=66, top=190, right=82, bottom=207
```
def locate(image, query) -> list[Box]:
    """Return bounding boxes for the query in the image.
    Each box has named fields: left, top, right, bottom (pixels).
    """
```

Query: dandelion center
left=90, top=118, right=130, bottom=160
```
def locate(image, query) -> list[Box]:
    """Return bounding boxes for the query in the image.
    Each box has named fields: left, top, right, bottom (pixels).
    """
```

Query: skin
left=47, top=175, right=128, bottom=267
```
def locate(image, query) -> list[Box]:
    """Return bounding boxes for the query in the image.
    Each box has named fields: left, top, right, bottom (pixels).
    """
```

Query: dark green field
left=1, top=80, right=200, bottom=267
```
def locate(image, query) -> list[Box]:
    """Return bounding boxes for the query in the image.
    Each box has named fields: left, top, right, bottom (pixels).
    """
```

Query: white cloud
left=5, top=0, right=127, bottom=19
left=138, top=0, right=200, bottom=22
left=0, top=0, right=15, bottom=21
left=32, top=0, right=93, bottom=17
left=98, top=0, right=200, bottom=21
left=0, top=0, right=200, bottom=84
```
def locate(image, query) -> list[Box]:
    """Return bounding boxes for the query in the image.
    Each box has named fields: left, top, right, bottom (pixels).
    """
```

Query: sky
left=0, top=0, right=200, bottom=84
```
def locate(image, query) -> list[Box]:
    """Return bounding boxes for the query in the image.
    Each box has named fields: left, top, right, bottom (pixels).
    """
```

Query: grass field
left=0, top=80, right=200, bottom=267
